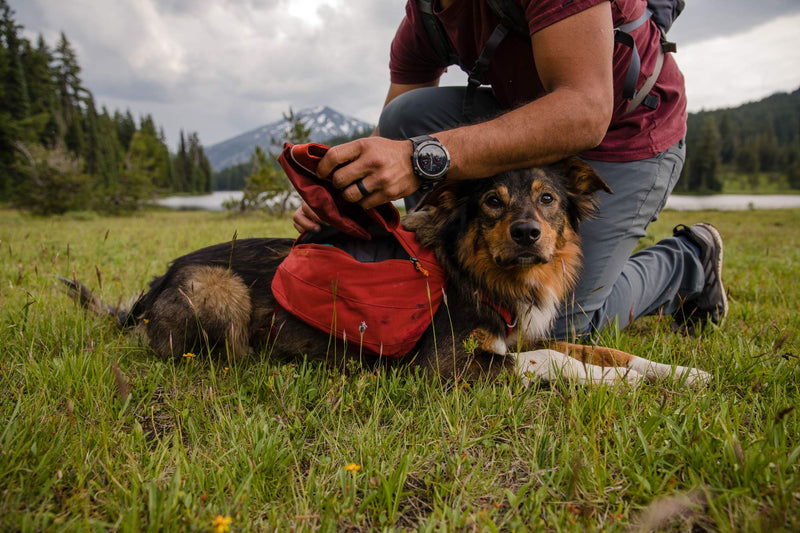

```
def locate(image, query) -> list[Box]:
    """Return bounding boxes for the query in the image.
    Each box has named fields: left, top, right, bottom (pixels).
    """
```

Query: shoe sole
left=696, top=222, right=728, bottom=322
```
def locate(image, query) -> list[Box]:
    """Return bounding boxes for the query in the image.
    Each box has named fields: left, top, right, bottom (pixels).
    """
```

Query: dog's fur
left=64, top=158, right=709, bottom=386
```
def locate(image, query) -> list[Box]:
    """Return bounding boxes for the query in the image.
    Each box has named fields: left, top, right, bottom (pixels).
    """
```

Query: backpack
left=271, top=143, right=448, bottom=358
left=416, top=0, right=685, bottom=116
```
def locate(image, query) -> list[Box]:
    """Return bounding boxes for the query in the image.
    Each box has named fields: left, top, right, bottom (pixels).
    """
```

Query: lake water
left=155, top=191, right=246, bottom=211
left=155, top=192, right=800, bottom=212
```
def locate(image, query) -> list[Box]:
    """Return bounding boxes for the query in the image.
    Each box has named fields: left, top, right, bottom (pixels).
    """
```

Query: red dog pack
left=271, top=143, right=447, bottom=357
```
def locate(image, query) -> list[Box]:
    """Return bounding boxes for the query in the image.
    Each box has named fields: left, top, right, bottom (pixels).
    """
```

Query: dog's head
left=403, top=157, right=610, bottom=299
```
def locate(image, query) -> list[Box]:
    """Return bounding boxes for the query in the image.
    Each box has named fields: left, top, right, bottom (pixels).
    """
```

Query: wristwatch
left=410, top=135, right=450, bottom=192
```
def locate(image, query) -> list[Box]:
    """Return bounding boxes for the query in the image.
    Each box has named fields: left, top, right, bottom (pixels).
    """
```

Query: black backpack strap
left=463, top=22, right=509, bottom=119
left=416, top=0, right=462, bottom=68
left=625, top=43, right=664, bottom=114
left=485, top=0, right=529, bottom=38
left=614, top=9, right=651, bottom=101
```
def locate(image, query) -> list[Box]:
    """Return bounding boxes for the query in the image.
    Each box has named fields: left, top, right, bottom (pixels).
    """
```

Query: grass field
left=1, top=207, right=798, bottom=532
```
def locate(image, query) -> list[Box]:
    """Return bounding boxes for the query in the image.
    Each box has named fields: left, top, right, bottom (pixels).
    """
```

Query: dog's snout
left=510, top=220, right=541, bottom=245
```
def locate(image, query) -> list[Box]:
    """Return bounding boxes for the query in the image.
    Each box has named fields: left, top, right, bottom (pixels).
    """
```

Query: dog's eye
left=540, top=193, right=554, bottom=205
left=485, top=194, right=504, bottom=209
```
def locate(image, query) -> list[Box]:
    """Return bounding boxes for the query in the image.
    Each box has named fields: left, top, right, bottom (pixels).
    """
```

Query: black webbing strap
left=485, top=0, right=529, bottom=38
left=415, top=0, right=515, bottom=121
left=463, top=22, right=510, bottom=119
left=614, top=9, right=651, bottom=101
left=614, top=30, right=641, bottom=101
left=417, top=0, right=462, bottom=67
left=625, top=44, right=664, bottom=114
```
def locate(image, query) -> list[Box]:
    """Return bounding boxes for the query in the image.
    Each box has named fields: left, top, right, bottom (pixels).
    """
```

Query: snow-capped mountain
left=206, top=106, right=374, bottom=170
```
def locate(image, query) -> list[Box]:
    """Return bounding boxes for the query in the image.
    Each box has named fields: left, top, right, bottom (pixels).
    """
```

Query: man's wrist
left=410, top=135, right=450, bottom=192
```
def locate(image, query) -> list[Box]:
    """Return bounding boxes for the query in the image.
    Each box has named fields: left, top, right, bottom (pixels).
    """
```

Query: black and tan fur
left=63, top=158, right=709, bottom=386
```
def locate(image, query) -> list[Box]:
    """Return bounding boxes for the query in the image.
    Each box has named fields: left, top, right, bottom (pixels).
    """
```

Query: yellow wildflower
left=344, top=463, right=361, bottom=472
left=182, top=352, right=196, bottom=358
left=211, top=515, right=232, bottom=533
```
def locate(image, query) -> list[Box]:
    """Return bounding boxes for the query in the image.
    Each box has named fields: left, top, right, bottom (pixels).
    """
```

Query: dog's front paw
left=627, top=356, right=712, bottom=388
left=515, top=349, right=558, bottom=386
left=675, top=366, right=712, bottom=387
left=516, top=349, right=645, bottom=386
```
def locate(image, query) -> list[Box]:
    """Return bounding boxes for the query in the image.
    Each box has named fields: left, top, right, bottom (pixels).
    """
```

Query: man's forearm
left=435, top=86, right=611, bottom=181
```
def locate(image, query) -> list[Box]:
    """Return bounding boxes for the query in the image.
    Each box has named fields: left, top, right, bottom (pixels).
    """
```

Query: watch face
left=417, top=142, right=449, bottom=177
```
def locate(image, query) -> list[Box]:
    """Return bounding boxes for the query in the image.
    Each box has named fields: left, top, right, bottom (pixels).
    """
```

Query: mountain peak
left=206, top=107, right=373, bottom=171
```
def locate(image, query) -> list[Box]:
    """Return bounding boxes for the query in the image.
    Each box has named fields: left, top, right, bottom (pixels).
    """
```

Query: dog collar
left=479, top=294, right=517, bottom=338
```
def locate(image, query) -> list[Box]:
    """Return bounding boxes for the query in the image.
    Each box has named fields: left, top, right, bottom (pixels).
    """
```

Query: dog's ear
left=403, top=182, right=459, bottom=224
left=402, top=181, right=466, bottom=244
left=558, top=156, right=612, bottom=228
left=417, top=181, right=464, bottom=212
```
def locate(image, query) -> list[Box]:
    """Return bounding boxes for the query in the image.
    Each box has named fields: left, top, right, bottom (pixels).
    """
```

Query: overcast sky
left=10, top=0, right=800, bottom=150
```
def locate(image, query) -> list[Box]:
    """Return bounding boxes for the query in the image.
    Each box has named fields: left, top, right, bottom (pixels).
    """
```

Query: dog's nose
left=510, top=220, right=541, bottom=245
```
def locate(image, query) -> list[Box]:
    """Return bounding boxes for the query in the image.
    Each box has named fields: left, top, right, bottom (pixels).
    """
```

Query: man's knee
left=378, top=88, right=438, bottom=140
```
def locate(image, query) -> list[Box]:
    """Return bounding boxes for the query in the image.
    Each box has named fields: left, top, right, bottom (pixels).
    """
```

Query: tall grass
left=1, top=207, right=798, bottom=531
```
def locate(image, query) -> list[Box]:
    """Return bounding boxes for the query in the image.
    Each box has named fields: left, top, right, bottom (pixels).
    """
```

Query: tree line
left=0, top=1, right=212, bottom=214
left=680, top=89, right=800, bottom=193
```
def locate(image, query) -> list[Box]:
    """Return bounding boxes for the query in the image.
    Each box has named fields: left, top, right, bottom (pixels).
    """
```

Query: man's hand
left=316, top=137, right=421, bottom=210
left=292, top=201, right=323, bottom=234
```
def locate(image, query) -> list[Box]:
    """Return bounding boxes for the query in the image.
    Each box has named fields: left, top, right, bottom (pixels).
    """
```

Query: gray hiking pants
left=378, top=86, right=704, bottom=340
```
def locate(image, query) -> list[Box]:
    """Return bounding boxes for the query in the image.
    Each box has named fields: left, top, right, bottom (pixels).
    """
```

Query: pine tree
left=187, top=132, right=212, bottom=193
left=21, top=36, right=58, bottom=144
left=114, top=109, right=136, bottom=151
left=175, top=130, right=190, bottom=191
left=239, top=145, right=281, bottom=211
left=0, top=0, right=25, bottom=198
left=717, top=111, right=737, bottom=165
left=690, top=116, right=723, bottom=192
left=53, top=32, right=84, bottom=137
left=757, top=126, right=781, bottom=173
left=128, top=115, right=172, bottom=192
left=271, top=108, right=310, bottom=215
left=786, top=141, right=800, bottom=190
left=1, top=2, right=30, bottom=121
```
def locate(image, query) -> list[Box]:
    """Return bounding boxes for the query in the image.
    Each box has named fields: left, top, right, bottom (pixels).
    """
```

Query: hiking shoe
left=671, top=223, right=728, bottom=335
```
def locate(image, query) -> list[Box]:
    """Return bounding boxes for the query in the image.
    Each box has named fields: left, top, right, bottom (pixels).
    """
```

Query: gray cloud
left=8, top=0, right=799, bottom=150
left=670, top=0, right=800, bottom=44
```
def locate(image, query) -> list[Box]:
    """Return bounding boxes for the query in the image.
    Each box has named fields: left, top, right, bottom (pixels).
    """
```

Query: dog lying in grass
left=63, top=157, right=709, bottom=387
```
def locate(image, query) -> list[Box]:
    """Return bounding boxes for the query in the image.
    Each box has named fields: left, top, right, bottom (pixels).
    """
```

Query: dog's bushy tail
left=58, top=276, right=133, bottom=328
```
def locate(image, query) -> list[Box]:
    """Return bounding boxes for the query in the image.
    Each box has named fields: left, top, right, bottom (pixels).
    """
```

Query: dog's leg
left=148, top=265, right=252, bottom=360
left=547, top=342, right=711, bottom=387
left=515, top=349, right=644, bottom=386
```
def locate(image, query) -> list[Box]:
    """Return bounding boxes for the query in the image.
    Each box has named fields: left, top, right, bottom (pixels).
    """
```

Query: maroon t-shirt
left=389, top=0, right=687, bottom=162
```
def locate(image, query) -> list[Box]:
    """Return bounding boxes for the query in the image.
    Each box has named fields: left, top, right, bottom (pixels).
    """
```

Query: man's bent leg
left=550, top=140, right=705, bottom=339
left=378, top=86, right=503, bottom=138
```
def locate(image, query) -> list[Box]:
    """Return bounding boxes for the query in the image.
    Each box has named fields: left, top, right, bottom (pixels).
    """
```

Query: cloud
left=9, top=0, right=799, bottom=150
left=679, top=13, right=800, bottom=111
left=669, top=0, right=800, bottom=44
left=12, top=0, right=403, bottom=146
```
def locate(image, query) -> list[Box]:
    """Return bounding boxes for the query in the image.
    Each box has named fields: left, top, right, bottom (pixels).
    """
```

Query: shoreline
left=155, top=192, right=800, bottom=212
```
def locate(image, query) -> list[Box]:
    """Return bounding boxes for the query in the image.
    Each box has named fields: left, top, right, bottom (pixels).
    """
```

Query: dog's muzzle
left=492, top=219, right=546, bottom=267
